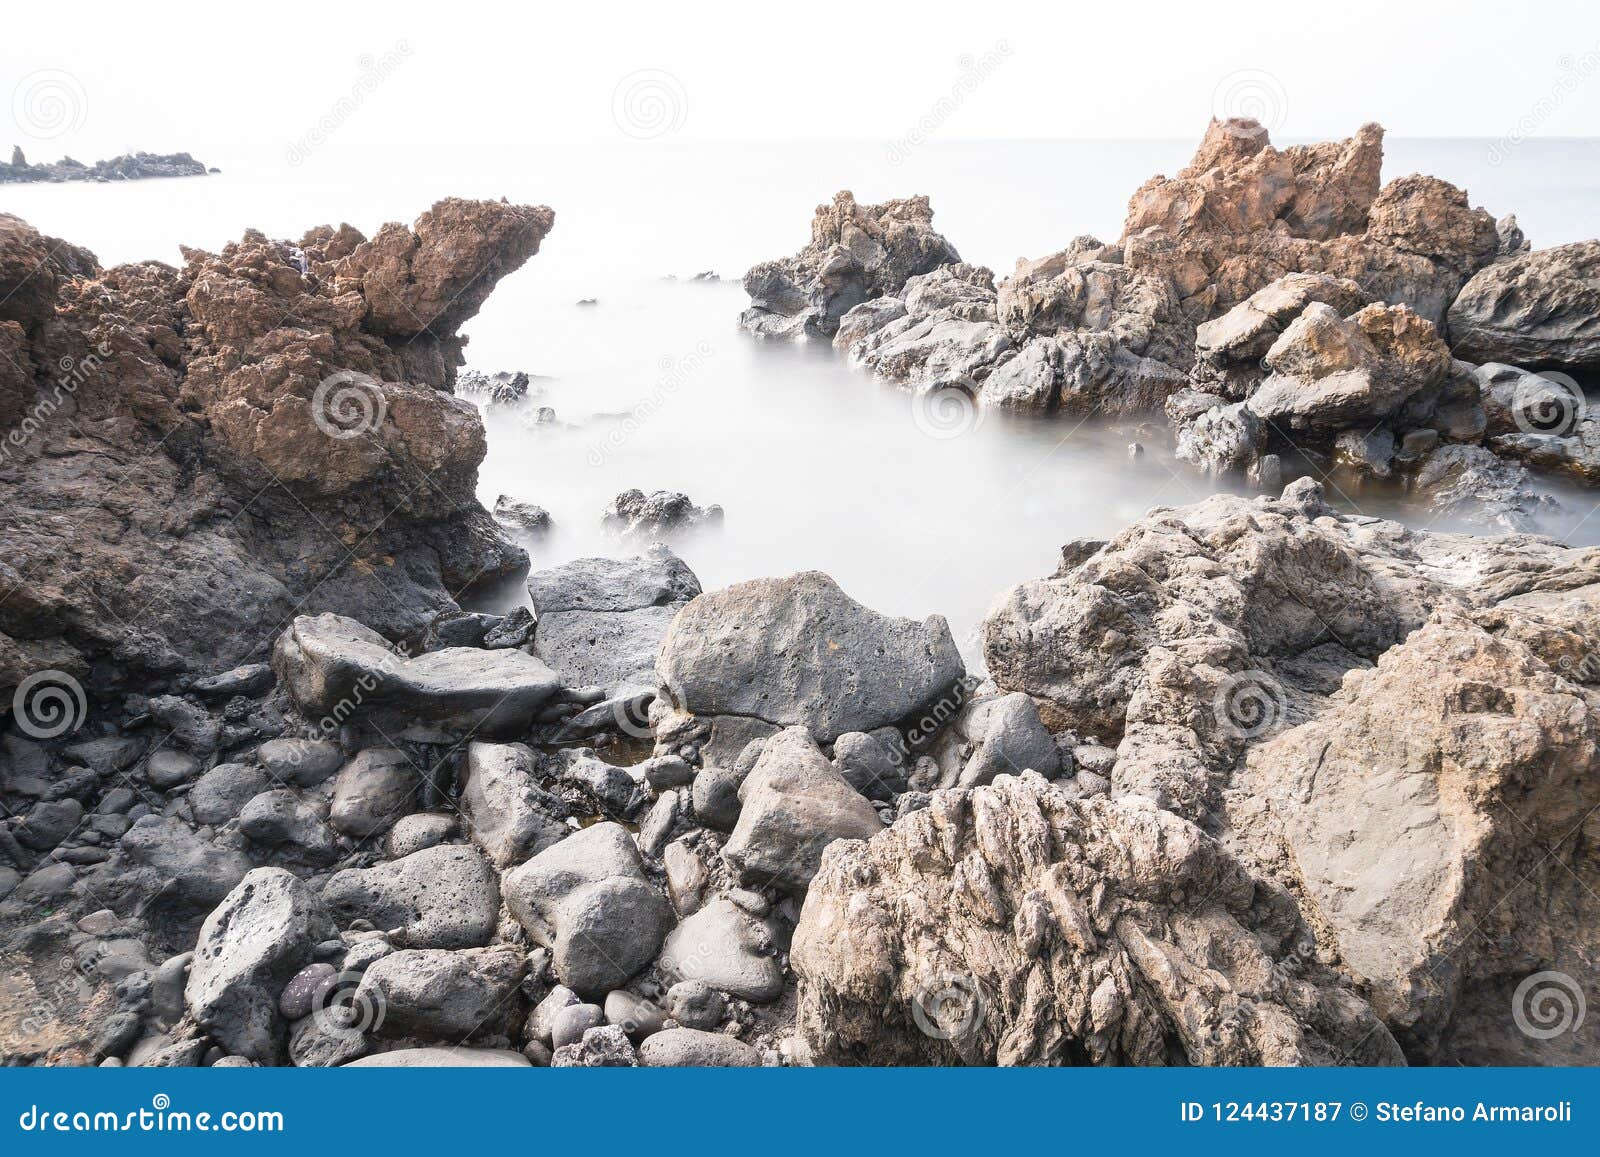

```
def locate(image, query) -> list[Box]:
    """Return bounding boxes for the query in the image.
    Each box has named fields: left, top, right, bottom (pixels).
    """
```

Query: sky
left=3, top=0, right=1597, bottom=169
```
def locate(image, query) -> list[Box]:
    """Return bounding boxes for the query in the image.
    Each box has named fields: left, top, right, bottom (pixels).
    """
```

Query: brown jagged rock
left=1123, top=118, right=1383, bottom=242
left=792, top=771, right=1404, bottom=1066
left=0, top=200, right=552, bottom=701
left=1247, top=301, right=1452, bottom=432
left=817, top=119, right=1502, bottom=420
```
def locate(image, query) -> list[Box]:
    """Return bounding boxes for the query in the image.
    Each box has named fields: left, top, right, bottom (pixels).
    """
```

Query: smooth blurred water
left=6, top=138, right=1599, bottom=653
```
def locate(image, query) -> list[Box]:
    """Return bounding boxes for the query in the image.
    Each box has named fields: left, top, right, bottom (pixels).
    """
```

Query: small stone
left=329, top=748, right=417, bottom=837
left=384, top=813, right=455, bottom=859
left=483, top=607, right=535, bottom=649
left=279, top=962, right=337, bottom=1021
left=551, top=1024, right=637, bottom=1067
left=1076, top=770, right=1111, bottom=797
left=191, top=664, right=275, bottom=699
left=145, top=750, right=201, bottom=789
left=1073, top=744, right=1117, bottom=776
left=604, top=990, right=667, bottom=1041
left=95, top=1011, right=143, bottom=1059
left=641, top=755, right=694, bottom=790
left=17, top=862, right=77, bottom=901
left=189, top=764, right=272, bottom=826
left=16, top=799, right=84, bottom=850
left=638, top=1027, right=761, bottom=1067
left=551, top=1002, right=606, bottom=1049
left=663, top=840, right=709, bottom=916
left=690, top=764, right=745, bottom=831
left=150, top=953, right=191, bottom=1026
left=664, top=980, right=726, bottom=1030
left=527, top=985, right=581, bottom=1044
left=637, top=790, right=679, bottom=858
left=256, top=738, right=345, bottom=787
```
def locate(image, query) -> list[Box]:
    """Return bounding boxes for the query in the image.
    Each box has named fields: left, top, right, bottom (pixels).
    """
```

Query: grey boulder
left=459, top=742, right=567, bottom=868
left=343, top=1046, right=530, bottom=1067
left=256, top=738, right=345, bottom=787
left=273, top=613, right=562, bottom=738
left=527, top=546, right=701, bottom=694
left=657, top=571, right=965, bottom=743
left=322, top=844, right=500, bottom=949
left=356, top=946, right=527, bottom=1040
left=1448, top=240, right=1600, bottom=373
left=658, top=897, right=785, bottom=1002
left=722, top=727, right=882, bottom=895
left=638, top=1027, right=762, bottom=1067
left=328, top=748, right=417, bottom=838
left=185, top=868, right=336, bottom=1064
left=189, top=763, right=273, bottom=826
left=502, top=822, right=673, bottom=997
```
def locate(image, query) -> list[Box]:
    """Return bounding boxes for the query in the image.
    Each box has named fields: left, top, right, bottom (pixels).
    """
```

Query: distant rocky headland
left=1, top=146, right=213, bottom=184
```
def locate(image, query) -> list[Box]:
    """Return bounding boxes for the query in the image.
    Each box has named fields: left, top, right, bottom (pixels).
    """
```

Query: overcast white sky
left=4, top=0, right=1597, bottom=165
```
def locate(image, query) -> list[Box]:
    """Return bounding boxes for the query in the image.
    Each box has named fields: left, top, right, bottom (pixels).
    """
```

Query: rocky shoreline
left=741, top=119, right=1599, bottom=534
left=1, top=124, right=1596, bottom=1068
left=1, top=147, right=214, bottom=184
